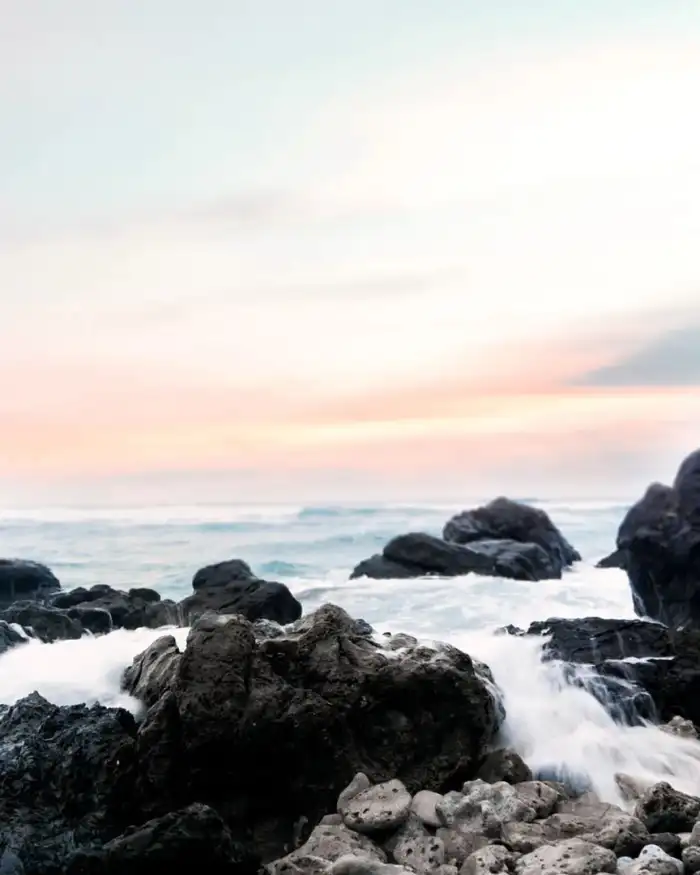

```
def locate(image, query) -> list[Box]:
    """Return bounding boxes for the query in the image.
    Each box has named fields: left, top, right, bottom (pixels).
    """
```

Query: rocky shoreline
left=1, top=448, right=700, bottom=872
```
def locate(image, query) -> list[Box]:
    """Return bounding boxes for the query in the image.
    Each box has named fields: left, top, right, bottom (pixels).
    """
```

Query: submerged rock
left=0, top=559, right=60, bottom=608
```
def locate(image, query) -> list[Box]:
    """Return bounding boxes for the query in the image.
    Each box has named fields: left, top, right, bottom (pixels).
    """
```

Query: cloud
left=573, top=323, right=700, bottom=387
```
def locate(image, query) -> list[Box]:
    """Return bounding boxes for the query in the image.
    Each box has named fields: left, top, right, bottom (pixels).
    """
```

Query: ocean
left=4, top=498, right=700, bottom=807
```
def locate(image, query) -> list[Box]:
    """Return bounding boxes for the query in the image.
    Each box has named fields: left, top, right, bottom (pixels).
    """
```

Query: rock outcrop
left=616, top=448, right=700, bottom=628
left=52, top=584, right=178, bottom=631
left=351, top=500, right=579, bottom=582
left=0, top=558, right=60, bottom=608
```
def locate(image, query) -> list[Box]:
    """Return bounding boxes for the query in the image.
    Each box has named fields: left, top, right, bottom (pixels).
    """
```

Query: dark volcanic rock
left=0, top=619, right=27, bottom=655
left=0, top=602, right=83, bottom=643
left=351, top=532, right=559, bottom=581
left=634, top=781, right=700, bottom=832
left=65, top=803, right=258, bottom=875
left=617, top=449, right=700, bottom=628
left=179, top=560, right=301, bottom=625
left=596, top=548, right=627, bottom=569
left=0, top=559, right=60, bottom=608
left=521, top=616, right=700, bottom=727
left=52, top=584, right=177, bottom=631
left=0, top=692, right=138, bottom=874
left=444, top=497, right=580, bottom=571
left=123, top=603, right=500, bottom=860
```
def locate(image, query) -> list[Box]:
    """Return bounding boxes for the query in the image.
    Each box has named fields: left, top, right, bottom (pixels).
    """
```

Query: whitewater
left=3, top=498, right=700, bottom=809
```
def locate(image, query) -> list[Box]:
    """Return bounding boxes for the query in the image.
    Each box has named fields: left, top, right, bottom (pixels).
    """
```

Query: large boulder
left=518, top=616, right=700, bottom=727
left=617, top=449, right=700, bottom=628
left=0, top=559, right=60, bottom=608
left=0, top=692, right=139, bottom=873
left=52, top=584, right=178, bottom=631
left=443, top=498, right=580, bottom=573
left=351, top=533, right=562, bottom=582
left=179, top=559, right=301, bottom=625
left=123, top=604, right=500, bottom=860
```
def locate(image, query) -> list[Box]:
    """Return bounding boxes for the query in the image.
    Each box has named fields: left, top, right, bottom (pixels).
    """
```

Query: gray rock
left=683, top=846, right=700, bottom=874
left=338, top=774, right=373, bottom=812
left=271, top=823, right=387, bottom=873
left=330, top=855, right=411, bottom=875
left=341, top=780, right=413, bottom=834
left=411, top=791, right=444, bottom=829
left=436, top=829, right=489, bottom=868
left=461, top=845, right=515, bottom=875
left=689, top=821, right=700, bottom=847
left=436, top=780, right=535, bottom=834
left=515, top=838, right=617, bottom=875
left=647, top=834, right=682, bottom=859
left=384, top=815, right=445, bottom=873
left=615, top=773, right=649, bottom=804
left=321, top=815, right=345, bottom=827
left=634, top=782, right=700, bottom=832
left=514, top=781, right=560, bottom=819
left=476, top=749, right=532, bottom=785
left=661, top=716, right=698, bottom=739
left=618, top=844, right=683, bottom=874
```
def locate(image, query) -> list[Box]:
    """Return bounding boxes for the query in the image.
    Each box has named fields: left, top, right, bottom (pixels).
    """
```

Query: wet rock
left=180, top=560, right=301, bottom=625
left=126, top=603, right=500, bottom=860
left=0, top=619, right=27, bottom=655
left=661, top=716, right=698, bottom=739
left=0, top=602, right=83, bottom=642
left=121, top=634, right=181, bottom=707
left=384, top=815, right=445, bottom=872
left=350, top=555, right=426, bottom=580
left=596, top=549, right=627, bottom=569
left=411, top=790, right=444, bottom=828
left=615, top=774, right=649, bottom=804
left=52, top=584, right=177, bottom=631
left=476, top=749, right=532, bottom=785
left=634, top=782, right=700, bottom=832
left=443, top=497, right=580, bottom=574
left=461, top=845, right=515, bottom=875
left=618, top=843, right=683, bottom=875
left=616, top=449, right=700, bottom=628
left=67, top=606, right=113, bottom=635
left=514, top=838, right=617, bottom=875
left=341, top=779, right=412, bottom=833
left=64, top=803, right=258, bottom=874
left=0, top=559, right=60, bottom=608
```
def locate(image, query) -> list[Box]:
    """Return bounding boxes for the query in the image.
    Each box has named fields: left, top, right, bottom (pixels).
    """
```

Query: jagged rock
left=124, top=604, right=500, bottom=860
left=340, top=780, right=412, bottom=833
left=647, top=834, right=683, bottom=859
left=0, top=559, right=60, bottom=608
left=52, top=584, right=177, bottom=631
left=67, top=606, right=113, bottom=635
left=515, top=838, right=616, bottom=874
left=436, top=780, right=536, bottom=835
left=384, top=815, right=445, bottom=872
left=0, top=619, right=27, bottom=655
left=461, top=845, right=514, bottom=875
left=618, top=843, right=683, bottom=875
left=514, top=782, right=560, bottom=819
left=476, top=749, right=532, bottom=785
left=411, top=790, right=444, bottom=828
left=596, top=549, right=627, bottom=569
left=683, top=846, right=700, bottom=873
left=616, top=449, right=700, bottom=628
left=634, top=782, right=700, bottom=832
left=435, top=829, right=489, bottom=868
left=0, top=602, right=83, bottom=642
left=267, top=823, right=387, bottom=874
left=443, top=497, right=580, bottom=572
left=179, top=560, right=301, bottom=625
left=64, top=803, right=258, bottom=874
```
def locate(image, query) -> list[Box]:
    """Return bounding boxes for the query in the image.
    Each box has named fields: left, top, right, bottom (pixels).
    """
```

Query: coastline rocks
left=514, top=838, right=617, bottom=874
left=351, top=499, right=579, bottom=582
left=0, top=602, right=83, bottom=643
left=0, top=619, right=28, bottom=655
left=616, top=448, right=700, bottom=628
left=596, top=548, right=627, bottom=569
left=476, top=748, right=533, bottom=785
left=52, top=584, right=178, bottom=632
left=179, top=559, right=302, bottom=625
left=0, top=559, right=60, bottom=608
left=124, top=603, right=500, bottom=859
left=634, top=782, right=700, bottom=833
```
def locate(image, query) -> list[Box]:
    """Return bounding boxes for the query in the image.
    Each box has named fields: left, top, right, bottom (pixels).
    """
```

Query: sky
left=2, top=0, right=700, bottom=504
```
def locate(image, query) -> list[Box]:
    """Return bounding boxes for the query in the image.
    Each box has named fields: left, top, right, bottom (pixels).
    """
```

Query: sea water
left=3, top=498, right=700, bottom=806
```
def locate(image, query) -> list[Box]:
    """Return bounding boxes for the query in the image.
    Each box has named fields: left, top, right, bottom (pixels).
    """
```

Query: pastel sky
left=2, top=0, right=700, bottom=503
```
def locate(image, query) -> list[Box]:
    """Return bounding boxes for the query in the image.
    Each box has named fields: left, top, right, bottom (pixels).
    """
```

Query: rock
left=411, top=790, right=444, bottom=828
left=121, top=634, right=181, bottom=707
left=615, top=774, right=649, bottom=804
left=67, top=606, right=114, bottom=635
left=125, top=604, right=500, bottom=860
left=462, top=846, right=515, bottom=875
left=436, top=780, right=536, bottom=835
left=180, top=560, right=301, bottom=625
left=384, top=815, right=445, bottom=872
left=689, top=821, right=700, bottom=847
left=661, top=716, right=698, bottom=738
left=476, top=749, right=532, bottom=785
left=0, top=691, right=138, bottom=873
left=514, top=781, right=560, bottom=819
left=514, top=838, right=617, bottom=875
left=0, top=559, right=60, bottom=608
left=64, top=803, right=258, bottom=874
left=647, top=834, right=683, bottom=859
left=443, top=497, right=580, bottom=573
left=52, top=584, right=177, bottom=631
left=616, top=450, right=700, bottom=628
left=618, top=843, right=683, bottom=875
left=596, top=549, right=627, bottom=569
left=351, top=532, right=564, bottom=582
left=268, top=823, right=387, bottom=873
left=340, top=779, right=412, bottom=834
left=338, top=774, right=373, bottom=812
left=0, top=602, right=83, bottom=642
left=634, top=782, right=700, bottom=832
left=435, top=828, right=489, bottom=868
left=0, top=619, right=28, bottom=655
left=329, top=856, right=409, bottom=875
left=684, top=846, right=700, bottom=874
